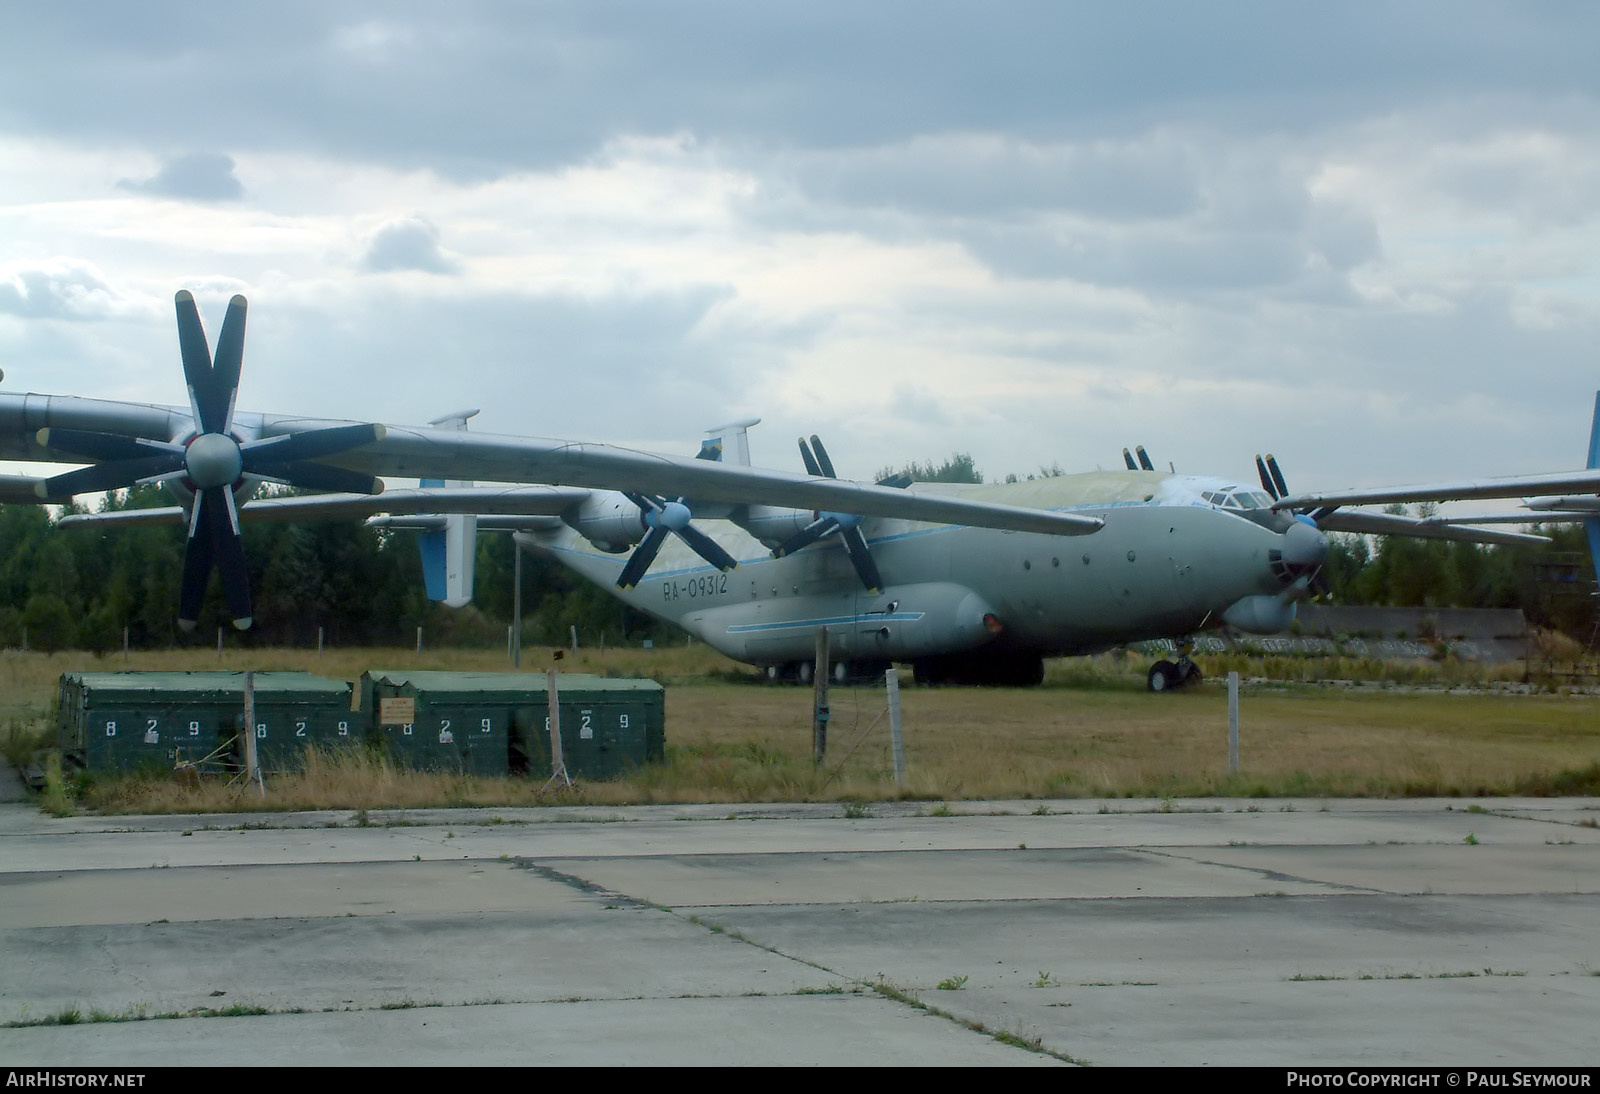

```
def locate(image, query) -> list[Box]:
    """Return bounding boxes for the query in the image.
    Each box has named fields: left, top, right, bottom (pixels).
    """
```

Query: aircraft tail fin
left=703, top=418, right=761, bottom=466
left=1584, top=392, right=1600, bottom=591
left=415, top=481, right=479, bottom=607
left=417, top=409, right=482, bottom=607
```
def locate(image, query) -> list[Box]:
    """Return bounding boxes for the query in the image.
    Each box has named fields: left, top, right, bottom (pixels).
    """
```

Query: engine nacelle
left=1222, top=594, right=1297, bottom=635
left=729, top=504, right=815, bottom=549
left=563, top=491, right=645, bottom=554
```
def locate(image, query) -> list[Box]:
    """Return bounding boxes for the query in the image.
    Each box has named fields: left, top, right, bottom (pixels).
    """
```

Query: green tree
left=875, top=452, right=983, bottom=484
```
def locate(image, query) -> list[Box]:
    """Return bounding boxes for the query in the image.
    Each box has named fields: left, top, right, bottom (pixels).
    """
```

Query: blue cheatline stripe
left=726, top=613, right=926, bottom=634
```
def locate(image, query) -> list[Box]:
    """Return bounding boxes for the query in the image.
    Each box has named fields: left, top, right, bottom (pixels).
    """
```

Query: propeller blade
left=1255, top=455, right=1279, bottom=500
left=1265, top=454, right=1289, bottom=500
left=39, top=454, right=186, bottom=498
left=621, top=490, right=658, bottom=516
left=1311, top=505, right=1340, bottom=522
left=797, top=437, right=823, bottom=478
left=248, top=461, right=384, bottom=495
left=616, top=525, right=670, bottom=589
left=772, top=515, right=840, bottom=558
left=35, top=428, right=183, bottom=464
left=1123, top=448, right=1137, bottom=471
left=175, top=291, right=218, bottom=433
left=840, top=526, right=883, bottom=592
left=178, top=492, right=218, bottom=630
left=675, top=523, right=738, bottom=572
left=242, top=423, right=385, bottom=465
left=809, top=435, right=838, bottom=479
left=1135, top=445, right=1154, bottom=472
left=208, top=295, right=247, bottom=434
left=206, top=487, right=253, bottom=629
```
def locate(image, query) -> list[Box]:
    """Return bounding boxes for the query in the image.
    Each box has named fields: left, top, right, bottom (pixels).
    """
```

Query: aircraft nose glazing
left=1268, top=520, right=1328, bottom=584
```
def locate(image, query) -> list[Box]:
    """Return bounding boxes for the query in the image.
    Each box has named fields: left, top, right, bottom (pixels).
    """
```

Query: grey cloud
left=117, top=152, right=244, bottom=201
left=791, top=135, right=1201, bottom=221
left=1306, top=203, right=1382, bottom=271
left=4, top=4, right=1600, bottom=177
left=0, top=265, right=118, bottom=319
left=257, top=283, right=747, bottom=447
left=956, top=214, right=1325, bottom=295
left=361, top=217, right=457, bottom=274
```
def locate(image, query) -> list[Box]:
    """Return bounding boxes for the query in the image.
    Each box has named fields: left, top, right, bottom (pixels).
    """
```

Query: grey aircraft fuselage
left=515, top=470, right=1324, bottom=673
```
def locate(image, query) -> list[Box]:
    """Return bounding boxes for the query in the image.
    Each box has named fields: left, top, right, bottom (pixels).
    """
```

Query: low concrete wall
left=1140, top=607, right=1529, bottom=663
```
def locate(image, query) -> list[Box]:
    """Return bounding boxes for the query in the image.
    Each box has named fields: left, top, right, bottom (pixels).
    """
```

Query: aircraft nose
left=1272, top=519, right=1328, bottom=583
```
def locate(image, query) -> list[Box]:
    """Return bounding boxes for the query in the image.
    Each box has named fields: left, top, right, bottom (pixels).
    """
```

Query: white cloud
left=0, top=260, right=122, bottom=320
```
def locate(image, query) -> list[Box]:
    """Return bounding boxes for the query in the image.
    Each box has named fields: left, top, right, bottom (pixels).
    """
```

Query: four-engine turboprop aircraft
left=0, top=291, right=1558, bottom=690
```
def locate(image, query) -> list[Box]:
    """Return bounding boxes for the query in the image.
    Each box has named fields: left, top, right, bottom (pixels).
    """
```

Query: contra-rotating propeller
left=614, top=492, right=739, bottom=589
left=1255, top=453, right=1338, bottom=524
left=1254, top=453, right=1335, bottom=593
left=36, top=291, right=385, bottom=631
left=771, top=435, right=884, bottom=593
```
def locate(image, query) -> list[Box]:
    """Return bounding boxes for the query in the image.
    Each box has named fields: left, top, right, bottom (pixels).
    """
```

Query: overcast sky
left=4, top=2, right=1599, bottom=502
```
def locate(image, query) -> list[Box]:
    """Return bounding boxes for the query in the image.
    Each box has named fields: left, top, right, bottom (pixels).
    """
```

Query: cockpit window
left=1203, top=488, right=1277, bottom=510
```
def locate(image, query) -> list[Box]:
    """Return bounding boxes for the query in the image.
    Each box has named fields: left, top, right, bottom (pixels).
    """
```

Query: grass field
left=4, top=645, right=1599, bottom=813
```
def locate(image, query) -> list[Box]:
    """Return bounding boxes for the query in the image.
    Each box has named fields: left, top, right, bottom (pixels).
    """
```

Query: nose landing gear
left=1147, top=641, right=1203, bottom=692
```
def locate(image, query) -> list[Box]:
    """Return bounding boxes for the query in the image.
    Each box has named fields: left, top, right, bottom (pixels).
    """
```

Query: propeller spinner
left=36, top=291, right=386, bottom=631
left=614, top=492, right=738, bottom=589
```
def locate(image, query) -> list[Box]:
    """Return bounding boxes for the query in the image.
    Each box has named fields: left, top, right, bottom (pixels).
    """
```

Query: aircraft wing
left=1275, top=470, right=1600, bottom=510
left=1423, top=512, right=1584, bottom=525
left=321, top=427, right=1104, bottom=536
left=3, top=393, right=1104, bottom=537
left=56, top=485, right=595, bottom=528
left=1314, top=510, right=1550, bottom=546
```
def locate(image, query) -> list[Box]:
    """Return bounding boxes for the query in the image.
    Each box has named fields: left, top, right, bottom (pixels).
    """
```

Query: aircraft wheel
left=1180, top=662, right=1202, bottom=688
left=795, top=660, right=814, bottom=685
left=1147, top=660, right=1177, bottom=693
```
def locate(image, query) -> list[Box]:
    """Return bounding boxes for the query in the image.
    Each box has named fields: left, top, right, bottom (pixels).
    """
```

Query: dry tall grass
left=7, top=646, right=1599, bottom=812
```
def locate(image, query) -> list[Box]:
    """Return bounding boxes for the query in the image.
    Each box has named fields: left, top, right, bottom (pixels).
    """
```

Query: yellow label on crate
left=378, top=697, right=416, bottom=725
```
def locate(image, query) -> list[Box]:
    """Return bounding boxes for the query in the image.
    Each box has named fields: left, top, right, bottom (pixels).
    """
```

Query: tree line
left=0, top=474, right=1593, bottom=653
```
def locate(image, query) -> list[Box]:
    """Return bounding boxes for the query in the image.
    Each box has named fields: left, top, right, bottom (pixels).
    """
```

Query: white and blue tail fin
left=1583, top=393, right=1600, bottom=590
left=701, top=417, right=761, bottom=465
left=419, top=410, right=480, bottom=608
